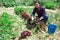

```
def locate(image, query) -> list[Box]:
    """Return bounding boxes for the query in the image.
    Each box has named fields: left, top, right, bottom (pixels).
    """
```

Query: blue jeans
left=43, top=14, right=48, bottom=23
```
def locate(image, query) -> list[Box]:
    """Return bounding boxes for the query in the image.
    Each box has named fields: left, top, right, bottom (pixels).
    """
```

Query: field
left=0, top=0, right=60, bottom=40
left=0, top=6, right=60, bottom=40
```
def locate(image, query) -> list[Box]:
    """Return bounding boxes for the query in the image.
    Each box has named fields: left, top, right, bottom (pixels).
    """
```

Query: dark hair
left=34, top=1, right=40, bottom=4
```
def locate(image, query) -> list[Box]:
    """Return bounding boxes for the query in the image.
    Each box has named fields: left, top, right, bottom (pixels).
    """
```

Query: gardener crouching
left=30, top=1, right=48, bottom=32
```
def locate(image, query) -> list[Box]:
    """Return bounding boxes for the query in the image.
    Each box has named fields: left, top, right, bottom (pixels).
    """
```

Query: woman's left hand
left=40, top=17, right=43, bottom=20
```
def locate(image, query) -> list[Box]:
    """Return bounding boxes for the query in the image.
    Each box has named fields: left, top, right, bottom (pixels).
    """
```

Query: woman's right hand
left=31, top=16, right=34, bottom=21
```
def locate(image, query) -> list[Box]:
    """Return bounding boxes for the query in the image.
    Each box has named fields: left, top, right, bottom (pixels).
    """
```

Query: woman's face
left=35, top=3, right=40, bottom=8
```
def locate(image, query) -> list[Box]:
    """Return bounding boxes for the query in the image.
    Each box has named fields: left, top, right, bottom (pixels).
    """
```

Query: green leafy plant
left=1, top=0, right=17, bottom=7
left=0, top=12, right=16, bottom=40
left=45, top=2, right=56, bottom=10
left=14, top=6, right=23, bottom=15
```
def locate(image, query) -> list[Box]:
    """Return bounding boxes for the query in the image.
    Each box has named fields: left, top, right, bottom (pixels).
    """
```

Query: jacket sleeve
left=31, top=8, right=36, bottom=16
left=42, top=8, right=46, bottom=17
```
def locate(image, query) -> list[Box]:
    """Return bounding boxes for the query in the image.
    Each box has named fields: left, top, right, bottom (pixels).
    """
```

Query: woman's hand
left=40, top=17, right=43, bottom=20
left=31, top=16, right=34, bottom=21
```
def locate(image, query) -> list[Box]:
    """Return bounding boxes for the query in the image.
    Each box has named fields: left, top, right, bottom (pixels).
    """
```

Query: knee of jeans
left=44, top=17, right=48, bottom=23
left=44, top=16, right=48, bottom=20
left=46, top=16, right=48, bottom=20
left=45, top=14, right=48, bottom=16
left=45, top=14, right=48, bottom=19
left=43, top=15, right=48, bottom=22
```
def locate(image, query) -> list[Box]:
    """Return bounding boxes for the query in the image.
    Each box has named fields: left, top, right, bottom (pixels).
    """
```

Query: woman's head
left=34, top=1, right=40, bottom=8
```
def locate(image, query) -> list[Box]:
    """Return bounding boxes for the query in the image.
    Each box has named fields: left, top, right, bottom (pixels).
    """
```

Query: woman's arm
left=31, top=7, right=36, bottom=16
left=40, top=7, right=46, bottom=20
left=31, top=8, right=36, bottom=20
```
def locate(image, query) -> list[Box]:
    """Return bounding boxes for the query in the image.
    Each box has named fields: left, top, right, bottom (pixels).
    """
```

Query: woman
left=31, top=1, right=48, bottom=24
left=31, top=1, right=48, bottom=31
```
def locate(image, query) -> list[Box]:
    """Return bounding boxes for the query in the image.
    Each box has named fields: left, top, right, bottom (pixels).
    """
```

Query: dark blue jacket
left=32, top=7, right=46, bottom=18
